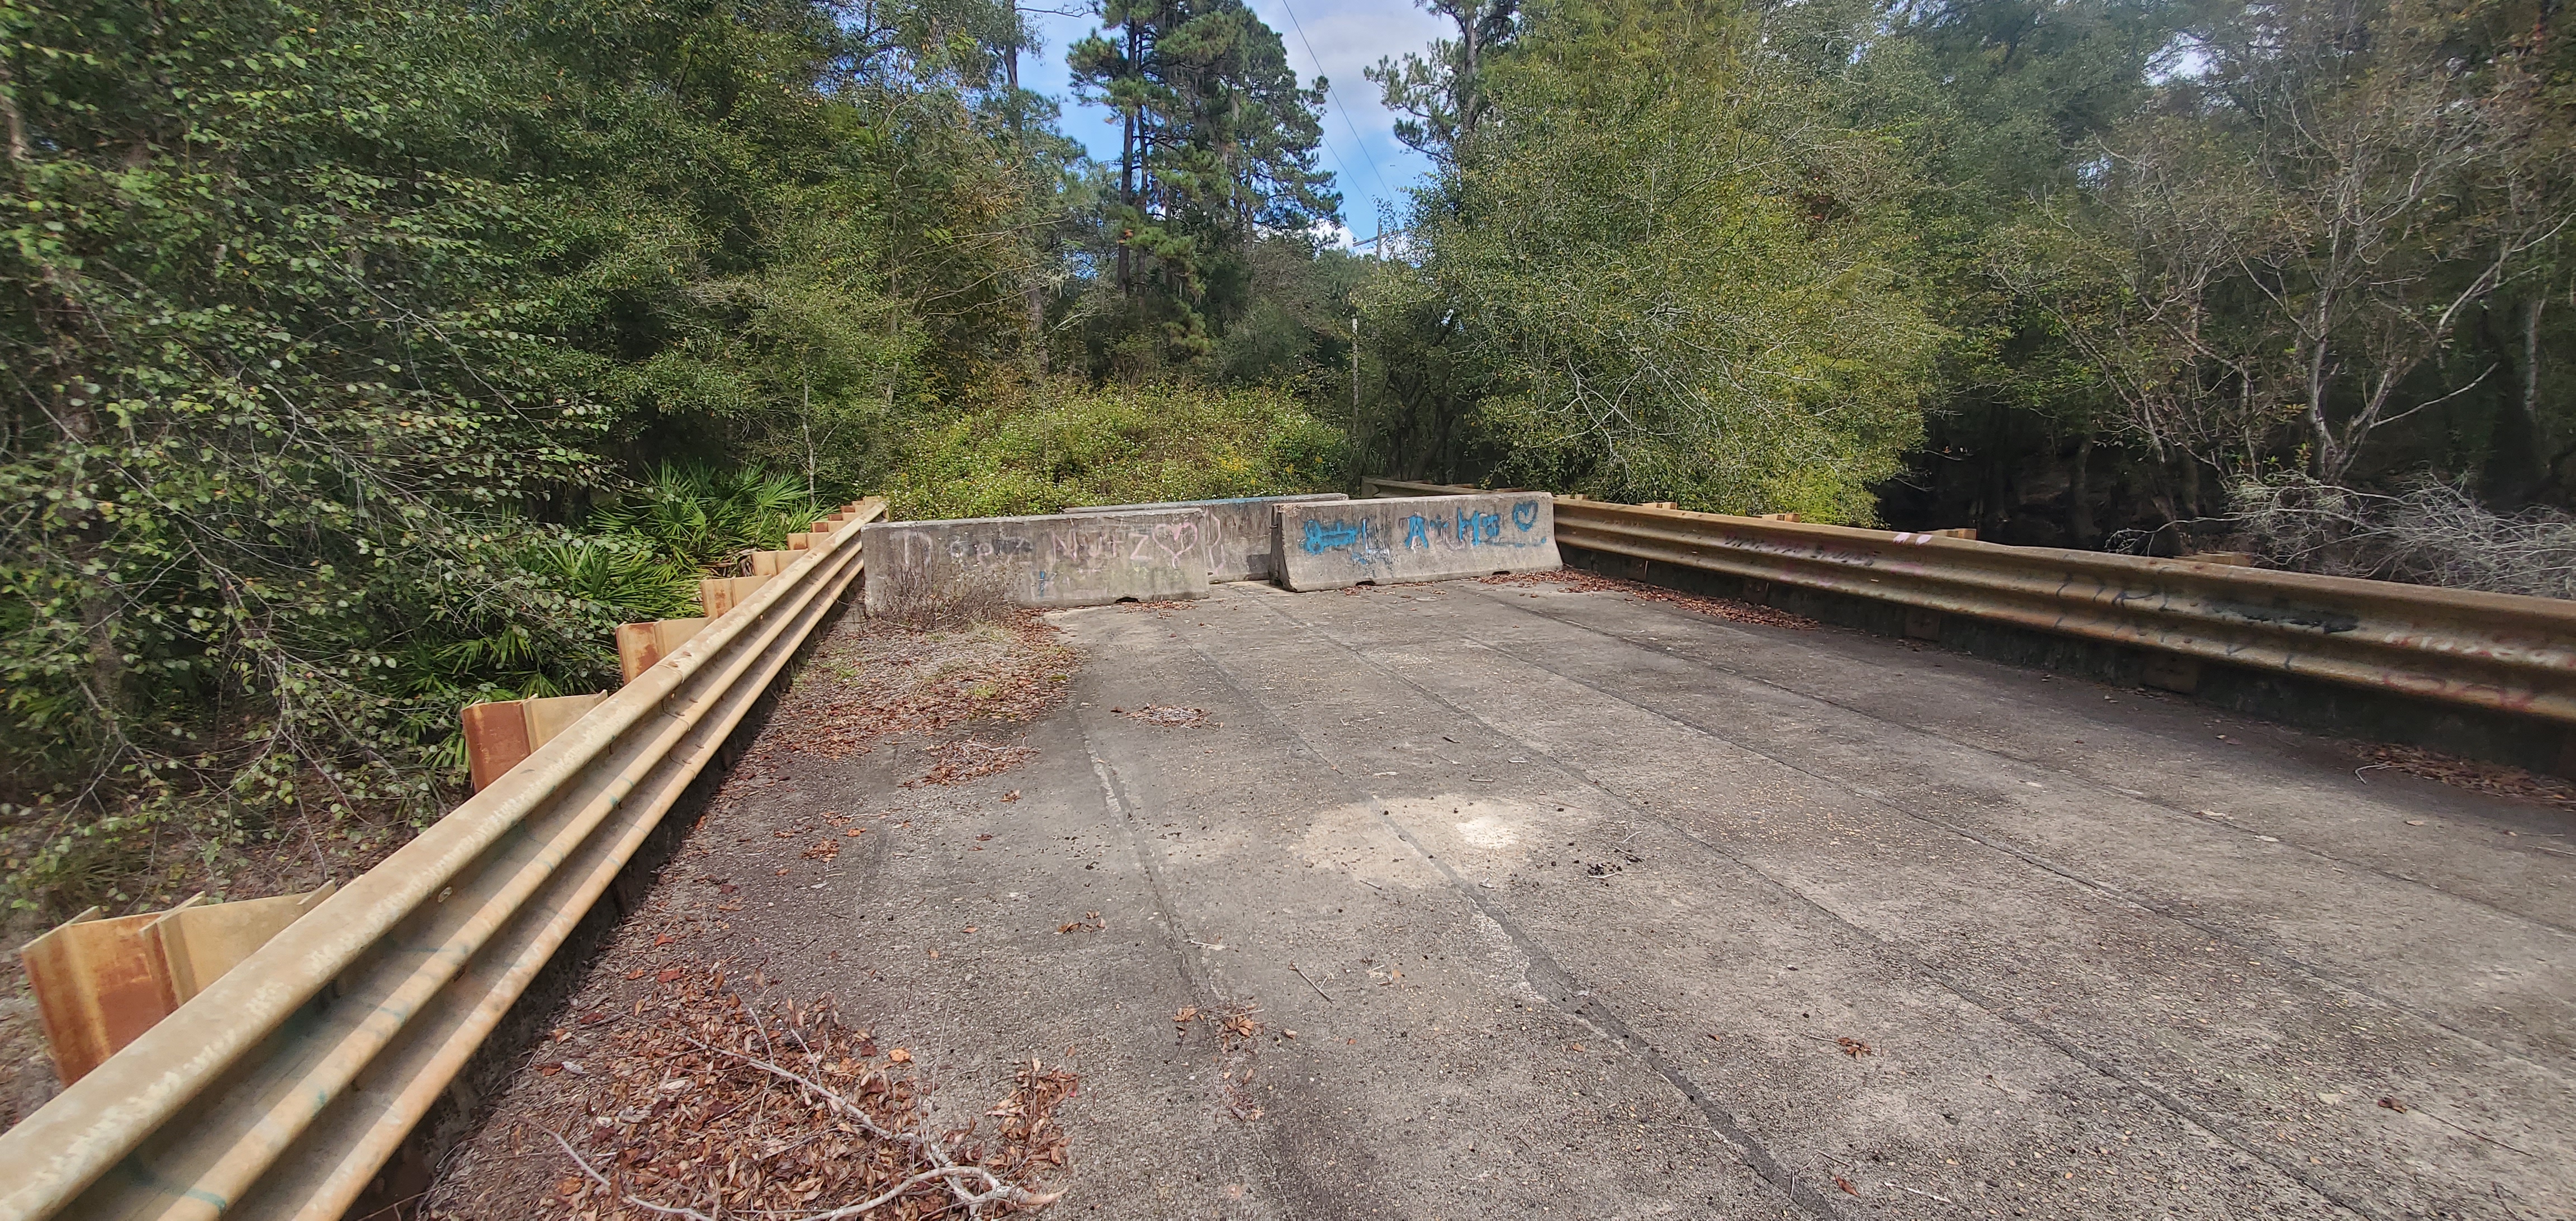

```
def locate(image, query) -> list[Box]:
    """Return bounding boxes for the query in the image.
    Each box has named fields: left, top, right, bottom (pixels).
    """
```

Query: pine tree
left=1069, top=0, right=1340, bottom=372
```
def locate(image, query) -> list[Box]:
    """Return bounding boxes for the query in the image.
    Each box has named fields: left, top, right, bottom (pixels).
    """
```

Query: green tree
left=1366, top=0, right=1521, bottom=162
left=1067, top=0, right=1341, bottom=374
left=1364, top=0, right=1944, bottom=522
left=0, top=0, right=1077, bottom=907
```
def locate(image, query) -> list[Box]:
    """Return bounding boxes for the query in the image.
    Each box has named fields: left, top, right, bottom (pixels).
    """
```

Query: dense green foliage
left=0, top=0, right=1296, bottom=908
left=1363, top=0, right=2576, bottom=545
left=883, top=380, right=1344, bottom=518
left=8, top=0, right=2575, bottom=908
left=1859, top=0, right=2576, bottom=545
left=1362, top=0, right=1942, bottom=519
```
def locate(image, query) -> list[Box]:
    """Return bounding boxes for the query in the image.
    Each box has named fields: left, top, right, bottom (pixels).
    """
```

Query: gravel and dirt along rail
left=434, top=575, right=2573, bottom=1220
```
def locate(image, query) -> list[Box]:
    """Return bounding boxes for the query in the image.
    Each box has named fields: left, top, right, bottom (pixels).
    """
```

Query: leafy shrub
left=882, top=379, right=1346, bottom=519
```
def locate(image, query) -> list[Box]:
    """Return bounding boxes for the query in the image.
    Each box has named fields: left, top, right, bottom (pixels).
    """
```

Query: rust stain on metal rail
left=0, top=499, right=887, bottom=1221
left=1362, top=479, right=2576, bottom=725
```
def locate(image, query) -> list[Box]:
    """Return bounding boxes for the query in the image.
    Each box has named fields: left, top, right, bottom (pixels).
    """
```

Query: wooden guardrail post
left=19, top=884, right=338, bottom=1086
left=699, top=574, right=773, bottom=617
left=460, top=693, right=611, bottom=792
left=615, top=618, right=708, bottom=683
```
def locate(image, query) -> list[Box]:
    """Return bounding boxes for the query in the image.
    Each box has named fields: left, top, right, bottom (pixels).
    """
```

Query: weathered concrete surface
left=1273, top=492, right=1561, bottom=591
left=1064, top=494, right=1348, bottom=583
left=861, top=510, right=1210, bottom=612
left=455, top=578, right=2574, bottom=1220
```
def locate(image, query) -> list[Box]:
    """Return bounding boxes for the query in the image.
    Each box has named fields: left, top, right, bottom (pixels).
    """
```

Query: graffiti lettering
left=1304, top=518, right=1363, bottom=554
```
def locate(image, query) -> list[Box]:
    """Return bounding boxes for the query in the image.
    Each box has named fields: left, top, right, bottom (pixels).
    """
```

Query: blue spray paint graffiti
left=1455, top=512, right=1502, bottom=544
left=1513, top=501, right=1540, bottom=531
left=1404, top=515, right=1429, bottom=550
left=1303, top=518, right=1362, bottom=554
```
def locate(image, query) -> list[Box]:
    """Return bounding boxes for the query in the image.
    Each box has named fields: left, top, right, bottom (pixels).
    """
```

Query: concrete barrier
left=1062, top=493, right=1347, bottom=582
left=1272, top=493, right=1561, bottom=591
left=862, top=509, right=1214, bottom=613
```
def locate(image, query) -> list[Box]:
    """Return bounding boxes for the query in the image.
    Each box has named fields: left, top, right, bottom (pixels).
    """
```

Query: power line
left=1269, top=0, right=1398, bottom=212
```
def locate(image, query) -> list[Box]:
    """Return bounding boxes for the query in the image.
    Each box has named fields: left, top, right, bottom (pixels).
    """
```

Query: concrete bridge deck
left=443, top=576, right=2574, bottom=1219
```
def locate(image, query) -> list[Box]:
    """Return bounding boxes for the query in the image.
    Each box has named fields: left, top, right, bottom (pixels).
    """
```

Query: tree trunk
left=2069, top=433, right=2096, bottom=548
left=1008, top=41, right=1047, bottom=373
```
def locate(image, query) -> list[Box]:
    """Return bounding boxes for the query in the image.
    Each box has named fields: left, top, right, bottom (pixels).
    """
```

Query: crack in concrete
left=1452, top=581, right=2576, bottom=1083
left=1163, top=595, right=1849, bottom=1221
left=1470, top=580, right=2576, bottom=939
left=1246, top=587, right=2384, bottom=1221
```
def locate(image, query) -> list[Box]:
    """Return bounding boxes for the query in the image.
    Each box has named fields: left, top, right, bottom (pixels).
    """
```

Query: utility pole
left=1350, top=315, right=1362, bottom=488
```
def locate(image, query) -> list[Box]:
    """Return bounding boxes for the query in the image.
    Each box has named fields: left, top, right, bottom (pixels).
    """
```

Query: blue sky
left=1015, top=0, right=1450, bottom=245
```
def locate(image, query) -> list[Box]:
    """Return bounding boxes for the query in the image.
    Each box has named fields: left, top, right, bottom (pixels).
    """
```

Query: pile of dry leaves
left=907, top=739, right=1039, bottom=787
left=2358, top=743, right=2576, bottom=812
left=1115, top=705, right=1209, bottom=727
left=1480, top=570, right=1818, bottom=630
left=482, top=968, right=1075, bottom=1220
left=773, top=612, right=1076, bottom=768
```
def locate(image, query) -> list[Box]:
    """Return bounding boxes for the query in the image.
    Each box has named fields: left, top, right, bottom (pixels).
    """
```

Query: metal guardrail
left=1, top=499, right=886, bottom=1221
left=1363, top=478, right=2576, bottom=726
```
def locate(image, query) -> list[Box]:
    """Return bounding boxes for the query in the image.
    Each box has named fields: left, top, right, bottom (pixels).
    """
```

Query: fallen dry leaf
left=461, top=968, right=1073, bottom=1221
left=1834, top=1175, right=1858, bottom=1196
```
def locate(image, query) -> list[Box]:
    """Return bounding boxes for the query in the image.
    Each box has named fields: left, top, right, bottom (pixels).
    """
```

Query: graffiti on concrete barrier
left=1304, top=518, right=1367, bottom=554
left=1298, top=499, right=1552, bottom=573
left=887, top=514, right=1204, bottom=601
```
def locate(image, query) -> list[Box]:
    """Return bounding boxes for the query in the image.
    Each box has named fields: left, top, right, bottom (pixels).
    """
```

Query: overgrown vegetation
left=10, top=0, right=2576, bottom=914
left=2223, top=477, right=2576, bottom=599
left=883, top=381, right=1343, bottom=519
